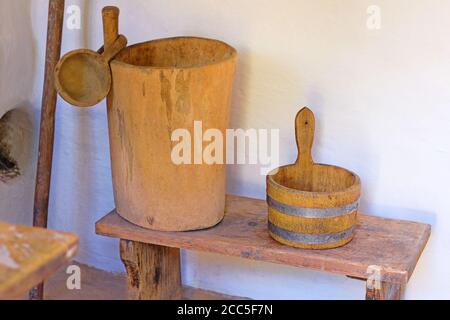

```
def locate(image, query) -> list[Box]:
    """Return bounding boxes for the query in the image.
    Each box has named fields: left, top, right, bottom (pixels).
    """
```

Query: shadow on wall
left=227, top=49, right=306, bottom=199
left=0, top=108, right=33, bottom=183
left=0, top=0, right=37, bottom=224
left=0, top=105, right=36, bottom=224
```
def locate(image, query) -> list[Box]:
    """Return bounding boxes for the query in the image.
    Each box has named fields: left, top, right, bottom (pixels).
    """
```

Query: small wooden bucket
left=267, top=107, right=361, bottom=249
left=107, top=37, right=237, bottom=231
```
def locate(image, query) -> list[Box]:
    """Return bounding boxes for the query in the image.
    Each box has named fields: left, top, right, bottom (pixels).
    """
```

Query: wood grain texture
left=32, top=0, right=65, bottom=243
left=107, top=37, right=237, bottom=231
left=102, top=6, right=120, bottom=51
left=366, top=281, right=405, bottom=300
left=96, top=195, right=431, bottom=285
left=31, top=0, right=65, bottom=301
left=0, top=222, right=78, bottom=300
left=120, top=240, right=181, bottom=300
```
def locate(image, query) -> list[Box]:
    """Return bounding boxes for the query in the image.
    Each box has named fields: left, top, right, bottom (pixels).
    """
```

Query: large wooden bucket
left=107, top=37, right=237, bottom=231
left=267, top=108, right=361, bottom=249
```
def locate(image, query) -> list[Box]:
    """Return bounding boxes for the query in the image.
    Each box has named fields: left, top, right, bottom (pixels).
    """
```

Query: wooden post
left=366, top=280, right=406, bottom=300
left=30, top=0, right=65, bottom=301
left=120, top=240, right=182, bottom=300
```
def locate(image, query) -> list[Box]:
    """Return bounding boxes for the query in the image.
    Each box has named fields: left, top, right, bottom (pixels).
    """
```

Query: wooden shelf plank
left=0, top=222, right=79, bottom=299
left=96, top=195, right=431, bottom=284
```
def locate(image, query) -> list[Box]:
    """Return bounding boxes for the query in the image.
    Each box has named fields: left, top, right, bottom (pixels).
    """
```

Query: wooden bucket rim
left=111, top=36, right=238, bottom=70
left=267, top=163, right=361, bottom=197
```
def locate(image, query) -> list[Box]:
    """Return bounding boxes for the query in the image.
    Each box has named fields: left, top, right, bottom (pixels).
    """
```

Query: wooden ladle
left=54, top=7, right=127, bottom=107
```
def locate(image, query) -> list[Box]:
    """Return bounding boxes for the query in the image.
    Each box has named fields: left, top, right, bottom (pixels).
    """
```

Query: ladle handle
left=295, top=107, right=315, bottom=168
left=102, top=34, right=127, bottom=62
left=102, top=6, right=120, bottom=51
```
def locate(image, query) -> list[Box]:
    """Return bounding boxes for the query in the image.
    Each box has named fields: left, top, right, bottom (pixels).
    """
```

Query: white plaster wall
left=22, top=0, right=450, bottom=299
left=0, top=0, right=37, bottom=225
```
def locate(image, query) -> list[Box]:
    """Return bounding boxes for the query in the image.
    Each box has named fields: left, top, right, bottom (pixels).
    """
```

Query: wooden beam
left=30, top=0, right=65, bottom=300
left=366, top=280, right=406, bottom=300
left=120, top=240, right=182, bottom=300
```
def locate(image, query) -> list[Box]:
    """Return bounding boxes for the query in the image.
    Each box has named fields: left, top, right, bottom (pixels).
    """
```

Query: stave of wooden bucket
left=266, top=107, right=361, bottom=249
left=107, top=37, right=237, bottom=231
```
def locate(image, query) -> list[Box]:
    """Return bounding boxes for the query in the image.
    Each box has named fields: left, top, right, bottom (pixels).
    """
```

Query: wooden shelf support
left=366, top=280, right=406, bottom=300
left=120, top=240, right=182, bottom=300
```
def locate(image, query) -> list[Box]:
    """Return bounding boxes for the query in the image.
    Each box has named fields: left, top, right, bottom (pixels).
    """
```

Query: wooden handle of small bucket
left=295, top=107, right=315, bottom=167
left=101, top=34, right=127, bottom=62
left=102, top=6, right=120, bottom=50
